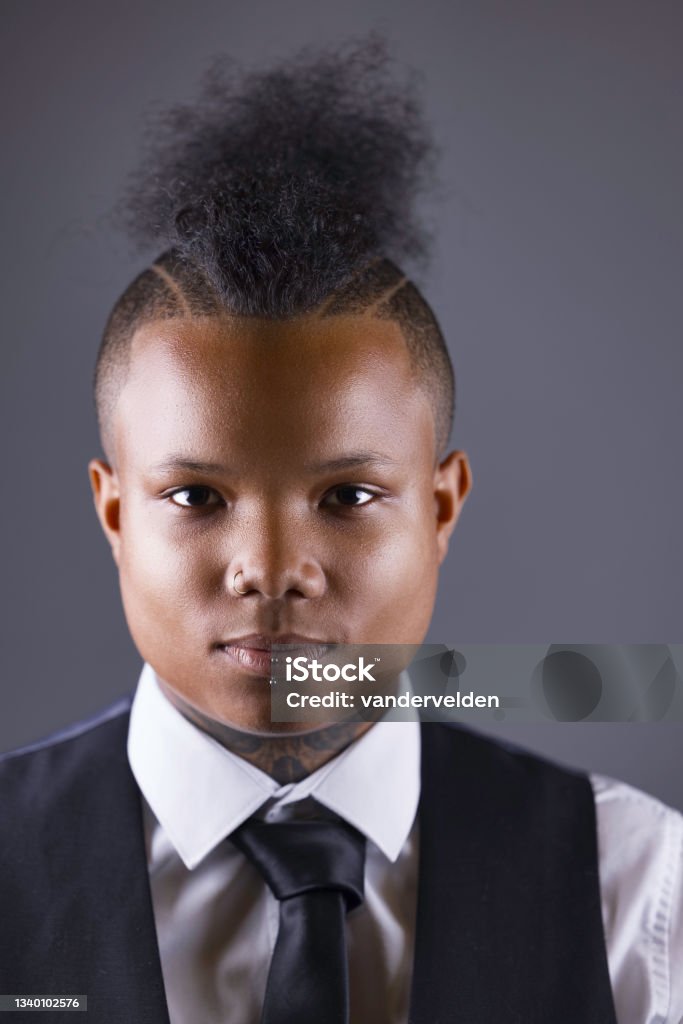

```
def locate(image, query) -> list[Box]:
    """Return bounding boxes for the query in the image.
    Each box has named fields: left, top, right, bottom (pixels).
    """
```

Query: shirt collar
left=128, top=663, right=420, bottom=870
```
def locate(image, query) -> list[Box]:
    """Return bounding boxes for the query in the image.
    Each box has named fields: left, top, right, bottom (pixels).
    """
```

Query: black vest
left=0, top=701, right=617, bottom=1022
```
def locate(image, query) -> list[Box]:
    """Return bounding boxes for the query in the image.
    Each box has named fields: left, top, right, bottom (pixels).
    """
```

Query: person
left=1, top=40, right=681, bottom=1024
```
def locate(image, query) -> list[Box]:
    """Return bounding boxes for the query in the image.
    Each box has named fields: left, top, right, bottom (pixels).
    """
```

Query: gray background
left=1, top=2, right=681, bottom=805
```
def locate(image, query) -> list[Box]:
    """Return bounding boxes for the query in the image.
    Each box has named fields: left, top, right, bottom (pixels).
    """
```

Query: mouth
left=214, top=634, right=334, bottom=679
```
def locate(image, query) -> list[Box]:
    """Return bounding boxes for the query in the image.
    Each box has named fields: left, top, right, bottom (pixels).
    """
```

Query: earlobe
left=434, top=450, right=472, bottom=564
left=88, top=458, right=122, bottom=565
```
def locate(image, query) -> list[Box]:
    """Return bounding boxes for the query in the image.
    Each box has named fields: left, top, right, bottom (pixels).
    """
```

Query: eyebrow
left=304, top=452, right=399, bottom=473
left=150, top=457, right=228, bottom=475
left=150, top=451, right=398, bottom=475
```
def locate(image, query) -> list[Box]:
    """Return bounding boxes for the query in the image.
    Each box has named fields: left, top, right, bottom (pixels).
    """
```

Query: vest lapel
left=408, top=723, right=618, bottom=1024
left=73, top=712, right=171, bottom=1023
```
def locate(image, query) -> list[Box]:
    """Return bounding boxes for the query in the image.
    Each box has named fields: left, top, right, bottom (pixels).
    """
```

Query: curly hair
left=94, top=38, right=455, bottom=460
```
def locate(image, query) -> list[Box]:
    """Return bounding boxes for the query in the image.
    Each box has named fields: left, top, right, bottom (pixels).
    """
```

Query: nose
left=229, top=513, right=326, bottom=601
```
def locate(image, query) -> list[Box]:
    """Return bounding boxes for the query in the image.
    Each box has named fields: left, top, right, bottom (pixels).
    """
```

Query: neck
left=158, top=684, right=373, bottom=783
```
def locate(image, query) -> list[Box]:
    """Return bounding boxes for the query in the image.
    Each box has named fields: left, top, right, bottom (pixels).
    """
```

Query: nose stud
left=233, top=571, right=249, bottom=596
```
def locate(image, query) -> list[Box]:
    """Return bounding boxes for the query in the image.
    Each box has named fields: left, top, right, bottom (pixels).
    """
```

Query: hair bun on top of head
left=118, top=36, right=436, bottom=316
left=97, top=38, right=454, bottom=464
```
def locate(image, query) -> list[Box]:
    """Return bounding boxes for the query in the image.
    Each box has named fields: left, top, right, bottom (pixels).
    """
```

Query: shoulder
left=591, top=772, right=683, bottom=896
left=591, top=771, right=683, bottom=839
left=590, top=774, right=683, bottom=1022
left=0, top=697, right=133, bottom=812
left=0, top=695, right=139, bottom=899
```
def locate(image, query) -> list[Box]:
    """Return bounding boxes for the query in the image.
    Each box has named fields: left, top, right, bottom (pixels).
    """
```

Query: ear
left=88, top=458, right=122, bottom=566
left=434, top=450, right=472, bottom=564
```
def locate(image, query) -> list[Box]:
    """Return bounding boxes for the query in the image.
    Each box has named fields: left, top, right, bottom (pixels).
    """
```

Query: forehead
left=115, top=313, right=435, bottom=468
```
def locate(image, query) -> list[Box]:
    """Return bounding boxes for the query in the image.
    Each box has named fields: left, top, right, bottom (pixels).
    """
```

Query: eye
left=323, top=486, right=377, bottom=508
left=169, top=486, right=221, bottom=508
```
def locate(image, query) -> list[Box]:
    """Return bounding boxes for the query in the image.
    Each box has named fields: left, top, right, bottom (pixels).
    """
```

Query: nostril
left=232, top=571, right=250, bottom=596
left=228, top=562, right=325, bottom=601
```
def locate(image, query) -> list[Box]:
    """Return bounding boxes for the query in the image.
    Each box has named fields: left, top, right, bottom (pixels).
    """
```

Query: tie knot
left=232, top=818, right=366, bottom=910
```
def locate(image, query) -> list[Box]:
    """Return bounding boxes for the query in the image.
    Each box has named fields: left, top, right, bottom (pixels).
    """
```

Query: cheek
left=117, top=503, right=215, bottom=645
left=346, top=501, right=439, bottom=642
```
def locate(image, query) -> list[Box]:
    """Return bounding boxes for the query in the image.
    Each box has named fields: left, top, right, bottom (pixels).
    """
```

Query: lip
left=214, top=634, right=335, bottom=679
left=219, top=633, right=331, bottom=650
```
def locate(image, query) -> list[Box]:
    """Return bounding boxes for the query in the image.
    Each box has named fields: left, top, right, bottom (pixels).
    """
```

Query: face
left=89, top=313, right=471, bottom=734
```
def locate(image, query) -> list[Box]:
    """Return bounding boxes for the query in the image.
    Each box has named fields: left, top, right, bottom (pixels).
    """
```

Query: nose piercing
left=233, top=571, right=249, bottom=596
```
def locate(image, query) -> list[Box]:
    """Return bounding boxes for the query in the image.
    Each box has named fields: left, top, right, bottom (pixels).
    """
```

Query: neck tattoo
left=158, top=683, right=374, bottom=784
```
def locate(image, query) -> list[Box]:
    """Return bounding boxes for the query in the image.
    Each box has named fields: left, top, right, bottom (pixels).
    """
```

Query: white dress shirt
left=128, top=664, right=683, bottom=1024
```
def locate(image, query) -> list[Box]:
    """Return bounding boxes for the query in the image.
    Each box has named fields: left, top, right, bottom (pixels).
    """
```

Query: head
left=89, top=41, right=472, bottom=736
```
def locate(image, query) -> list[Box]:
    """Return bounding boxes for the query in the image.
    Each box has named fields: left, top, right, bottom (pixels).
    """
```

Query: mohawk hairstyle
left=95, top=38, right=455, bottom=460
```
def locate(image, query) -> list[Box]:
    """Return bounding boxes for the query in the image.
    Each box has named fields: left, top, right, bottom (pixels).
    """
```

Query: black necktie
left=232, top=818, right=366, bottom=1024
